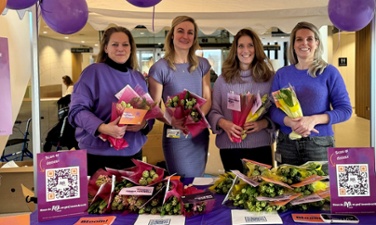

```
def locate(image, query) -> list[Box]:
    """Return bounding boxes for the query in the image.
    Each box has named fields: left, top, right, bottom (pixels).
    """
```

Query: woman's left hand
left=243, top=119, right=268, bottom=134
left=126, top=120, right=147, bottom=132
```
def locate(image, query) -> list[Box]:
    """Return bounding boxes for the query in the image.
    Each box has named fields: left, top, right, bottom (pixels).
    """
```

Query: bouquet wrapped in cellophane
left=211, top=160, right=330, bottom=213
left=242, top=93, right=272, bottom=140
left=231, top=92, right=256, bottom=143
left=272, top=84, right=303, bottom=140
left=165, top=89, right=210, bottom=137
left=99, top=84, right=163, bottom=150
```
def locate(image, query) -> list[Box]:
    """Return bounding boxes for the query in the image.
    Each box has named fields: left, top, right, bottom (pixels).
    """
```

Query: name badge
left=166, top=129, right=181, bottom=138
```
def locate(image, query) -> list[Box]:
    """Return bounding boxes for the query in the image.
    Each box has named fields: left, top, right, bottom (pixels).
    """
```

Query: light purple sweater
left=208, top=70, right=275, bottom=149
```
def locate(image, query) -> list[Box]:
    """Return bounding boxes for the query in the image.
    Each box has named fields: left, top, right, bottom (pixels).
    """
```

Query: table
left=29, top=178, right=376, bottom=225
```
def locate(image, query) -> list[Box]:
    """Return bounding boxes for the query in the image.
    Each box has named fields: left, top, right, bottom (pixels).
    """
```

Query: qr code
left=245, top=216, right=267, bottom=223
left=46, top=166, right=80, bottom=202
left=336, top=164, right=370, bottom=197
left=148, top=219, right=171, bottom=225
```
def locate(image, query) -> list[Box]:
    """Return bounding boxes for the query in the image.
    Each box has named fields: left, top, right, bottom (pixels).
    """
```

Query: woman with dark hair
left=148, top=16, right=212, bottom=177
left=62, top=75, right=74, bottom=97
left=68, top=26, right=154, bottom=176
left=208, top=28, right=276, bottom=172
left=269, top=21, right=352, bottom=165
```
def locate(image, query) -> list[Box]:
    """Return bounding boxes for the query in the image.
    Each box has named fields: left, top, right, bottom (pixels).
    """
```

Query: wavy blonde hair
left=288, top=21, right=328, bottom=77
left=222, top=28, right=274, bottom=83
left=163, top=16, right=200, bottom=73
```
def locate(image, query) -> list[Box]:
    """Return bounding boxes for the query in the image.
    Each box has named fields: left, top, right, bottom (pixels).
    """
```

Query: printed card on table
left=37, top=150, right=88, bottom=222
left=328, top=147, right=376, bottom=214
left=231, top=209, right=282, bottom=224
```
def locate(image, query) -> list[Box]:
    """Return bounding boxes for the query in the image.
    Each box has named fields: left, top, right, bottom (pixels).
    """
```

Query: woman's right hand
left=170, top=116, right=189, bottom=133
left=98, top=117, right=127, bottom=139
left=218, top=118, right=243, bottom=142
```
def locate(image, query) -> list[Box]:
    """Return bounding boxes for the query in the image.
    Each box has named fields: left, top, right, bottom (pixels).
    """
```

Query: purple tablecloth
left=29, top=178, right=376, bottom=225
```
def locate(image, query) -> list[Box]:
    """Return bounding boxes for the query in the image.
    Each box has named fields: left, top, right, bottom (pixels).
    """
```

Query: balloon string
left=334, top=29, right=341, bottom=56
left=152, top=6, right=155, bottom=32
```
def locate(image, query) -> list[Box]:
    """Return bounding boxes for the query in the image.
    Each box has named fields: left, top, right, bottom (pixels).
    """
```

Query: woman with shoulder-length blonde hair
left=269, top=21, right=352, bottom=166
left=148, top=15, right=212, bottom=177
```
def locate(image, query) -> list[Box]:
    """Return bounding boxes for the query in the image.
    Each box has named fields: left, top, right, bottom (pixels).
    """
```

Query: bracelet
left=142, top=122, right=148, bottom=130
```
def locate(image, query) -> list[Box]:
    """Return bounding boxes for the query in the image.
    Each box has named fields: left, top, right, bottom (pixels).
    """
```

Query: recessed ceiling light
left=81, top=41, right=85, bottom=43
left=64, top=36, right=69, bottom=39
left=94, top=44, right=98, bottom=47
left=43, top=31, right=47, bottom=34
left=140, top=32, right=145, bottom=35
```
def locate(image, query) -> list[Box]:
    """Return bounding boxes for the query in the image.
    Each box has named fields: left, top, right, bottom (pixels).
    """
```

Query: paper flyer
left=37, top=150, right=88, bottom=221
left=327, top=147, right=376, bottom=214
left=0, top=37, right=12, bottom=135
left=231, top=209, right=282, bottom=224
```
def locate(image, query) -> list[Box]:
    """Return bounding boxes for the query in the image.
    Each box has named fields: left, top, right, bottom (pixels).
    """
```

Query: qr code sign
left=46, top=166, right=80, bottom=202
left=336, top=164, right=370, bottom=197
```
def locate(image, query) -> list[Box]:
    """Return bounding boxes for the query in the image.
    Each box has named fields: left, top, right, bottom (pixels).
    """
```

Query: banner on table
left=0, top=37, right=12, bottom=136
left=328, top=147, right=376, bottom=214
left=37, top=150, right=88, bottom=221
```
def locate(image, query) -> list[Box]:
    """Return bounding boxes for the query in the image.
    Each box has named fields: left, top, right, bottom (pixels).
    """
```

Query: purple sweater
left=68, top=63, right=150, bottom=156
left=269, top=64, right=352, bottom=136
left=208, top=70, right=275, bottom=149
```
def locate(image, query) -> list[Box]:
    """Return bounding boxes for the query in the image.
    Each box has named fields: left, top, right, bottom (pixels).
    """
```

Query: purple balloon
left=6, top=0, right=38, bottom=10
left=328, top=0, right=375, bottom=31
left=41, top=0, right=88, bottom=35
left=127, top=0, right=161, bottom=8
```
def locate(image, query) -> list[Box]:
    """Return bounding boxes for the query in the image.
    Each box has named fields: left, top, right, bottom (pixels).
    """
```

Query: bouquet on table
left=165, top=89, right=210, bottom=137
left=229, top=92, right=256, bottom=143
left=272, top=84, right=303, bottom=140
left=100, top=84, right=163, bottom=150
left=241, top=93, right=272, bottom=140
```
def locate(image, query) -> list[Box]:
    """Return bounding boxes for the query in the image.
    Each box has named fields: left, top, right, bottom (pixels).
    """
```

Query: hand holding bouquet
left=242, top=93, right=272, bottom=140
left=272, top=85, right=303, bottom=140
left=231, top=92, right=256, bottom=143
left=165, top=89, right=210, bottom=137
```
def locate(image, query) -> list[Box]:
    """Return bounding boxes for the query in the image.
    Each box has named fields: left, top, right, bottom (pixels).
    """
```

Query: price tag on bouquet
left=227, top=92, right=241, bottom=111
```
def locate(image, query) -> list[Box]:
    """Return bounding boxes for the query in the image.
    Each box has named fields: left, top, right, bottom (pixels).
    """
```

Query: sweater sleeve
left=68, top=66, right=105, bottom=136
left=207, top=77, right=224, bottom=134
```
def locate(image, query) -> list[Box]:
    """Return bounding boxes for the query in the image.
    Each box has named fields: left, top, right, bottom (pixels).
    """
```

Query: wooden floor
left=333, top=113, right=370, bottom=147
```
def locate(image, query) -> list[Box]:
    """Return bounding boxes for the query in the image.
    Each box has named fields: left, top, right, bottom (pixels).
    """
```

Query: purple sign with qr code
left=328, top=147, right=376, bottom=214
left=37, top=150, right=88, bottom=221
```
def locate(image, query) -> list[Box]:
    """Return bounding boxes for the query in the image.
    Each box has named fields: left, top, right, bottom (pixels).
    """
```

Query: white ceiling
left=39, top=0, right=332, bottom=48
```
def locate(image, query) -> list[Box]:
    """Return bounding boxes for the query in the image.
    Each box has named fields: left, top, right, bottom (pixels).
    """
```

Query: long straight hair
left=163, top=16, right=200, bottom=73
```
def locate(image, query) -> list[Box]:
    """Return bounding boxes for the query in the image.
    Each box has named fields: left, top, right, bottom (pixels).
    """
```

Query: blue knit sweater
left=269, top=64, right=352, bottom=137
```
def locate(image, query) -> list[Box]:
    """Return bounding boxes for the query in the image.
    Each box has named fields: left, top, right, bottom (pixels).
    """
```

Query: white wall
left=0, top=10, right=33, bottom=153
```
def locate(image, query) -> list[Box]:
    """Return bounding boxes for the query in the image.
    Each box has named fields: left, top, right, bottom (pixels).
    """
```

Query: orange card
left=119, top=108, right=147, bottom=125
left=291, top=213, right=325, bottom=223
left=74, top=216, right=116, bottom=225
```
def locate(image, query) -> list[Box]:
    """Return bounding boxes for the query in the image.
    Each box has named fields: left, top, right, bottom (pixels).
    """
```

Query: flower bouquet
left=231, top=92, right=256, bottom=143
left=118, top=84, right=164, bottom=121
left=272, top=85, right=303, bottom=140
left=181, top=186, right=215, bottom=217
left=98, top=102, right=131, bottom=150
left=165, top=89, right=210, bottom=137
left=242, top=93, right=272, bottom=140
left=124, top=159, right=165, bottom=186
